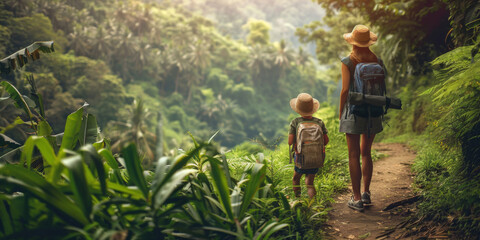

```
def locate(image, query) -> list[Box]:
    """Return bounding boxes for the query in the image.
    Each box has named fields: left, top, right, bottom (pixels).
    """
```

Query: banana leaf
left=62, top=155, right=92, bottom=220
left=60, top=103, right=88, bottom=151
left=79, top=114, right=98, bottom=145
left=0, top=81, right=33, bottom=120
left=79, top=145, right=107, bottom=195
left=0, top=41, right=54, bottom=75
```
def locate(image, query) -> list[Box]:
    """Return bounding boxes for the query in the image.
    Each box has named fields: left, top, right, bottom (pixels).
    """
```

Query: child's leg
left=293, top=171, right=302, bottom=197
left=305, top=174, right=316, bottom=199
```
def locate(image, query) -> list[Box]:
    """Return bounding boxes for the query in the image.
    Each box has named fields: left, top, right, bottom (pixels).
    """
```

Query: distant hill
left=164, top=0, right=325, bottom=51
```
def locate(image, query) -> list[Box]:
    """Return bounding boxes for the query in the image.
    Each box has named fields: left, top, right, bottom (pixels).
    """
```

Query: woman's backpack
left=349, top=62, right=386, bottom=118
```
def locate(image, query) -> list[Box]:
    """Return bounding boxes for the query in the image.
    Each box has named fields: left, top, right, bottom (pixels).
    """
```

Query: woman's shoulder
left=340, top=55, right=351, bottom=65
left=340, top=55, right=352, bottom=63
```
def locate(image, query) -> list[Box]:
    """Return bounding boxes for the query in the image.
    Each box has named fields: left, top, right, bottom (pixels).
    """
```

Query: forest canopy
left=0, top=0, right=332, bottom=156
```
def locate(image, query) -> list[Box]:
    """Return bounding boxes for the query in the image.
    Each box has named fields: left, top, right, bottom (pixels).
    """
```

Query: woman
left=339, top=25, right=384, bottom=212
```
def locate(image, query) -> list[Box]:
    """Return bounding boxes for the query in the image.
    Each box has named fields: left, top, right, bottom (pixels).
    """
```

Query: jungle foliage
left=1, top=0, right=480, bottom=238
left=300, top=0, right=480, bottom=237
left=0, top=0, right=332, bottom=163
left=0, top=73, right=354, bottom=239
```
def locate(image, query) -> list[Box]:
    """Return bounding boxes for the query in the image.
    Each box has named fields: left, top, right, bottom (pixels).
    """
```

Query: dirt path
left=325, top=143, right=418, bottom=239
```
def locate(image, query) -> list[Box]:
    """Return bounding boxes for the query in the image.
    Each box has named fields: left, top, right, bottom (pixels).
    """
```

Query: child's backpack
left=294, top=121, right=325, bottom=169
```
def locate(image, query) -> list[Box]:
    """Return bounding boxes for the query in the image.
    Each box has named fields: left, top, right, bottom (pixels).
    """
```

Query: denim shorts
left=339, top=107, right=383, bottom=135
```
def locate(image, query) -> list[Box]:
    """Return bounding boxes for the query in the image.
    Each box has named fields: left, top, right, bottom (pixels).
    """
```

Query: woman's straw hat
left=290, top=93, right=320, bottom=116
left=343, top=25, right=377, bottom=47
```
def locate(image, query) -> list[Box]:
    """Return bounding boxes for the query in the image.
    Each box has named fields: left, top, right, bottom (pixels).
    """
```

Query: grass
left=395, top=133, right=480, bottom=238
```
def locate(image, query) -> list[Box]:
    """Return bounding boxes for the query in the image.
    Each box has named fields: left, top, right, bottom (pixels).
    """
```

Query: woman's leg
left=305, top=174, right=316, bottom=199
left=360, top=134, right=376, bottom=194
left=293, top=171, right=303, bottom=197
left=346, top=133, right=361, bottom=201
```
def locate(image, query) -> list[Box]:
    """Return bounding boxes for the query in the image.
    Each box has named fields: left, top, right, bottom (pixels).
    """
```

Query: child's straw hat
left=290, top=93, right=320, bottom=116
left=343, top=25, right=377, bottom=47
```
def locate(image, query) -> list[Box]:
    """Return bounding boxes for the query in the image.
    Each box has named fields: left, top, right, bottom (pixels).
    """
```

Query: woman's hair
left=350, top=45, right=377, bottom=65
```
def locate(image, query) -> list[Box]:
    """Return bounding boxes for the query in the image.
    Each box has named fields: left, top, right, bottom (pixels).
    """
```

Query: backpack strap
left=377, top=57, right=387, bottom=96
left=341, top=56, right=355, bottom=119
left=289, top=144, right=293, bottom=164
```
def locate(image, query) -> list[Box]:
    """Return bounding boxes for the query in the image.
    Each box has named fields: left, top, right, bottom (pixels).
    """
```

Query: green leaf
left=239, top=163, right=265, bottom=218
left=0, top=200, right=13, bottom=236
left=202, top=226, right=240, bottom=238
left=152, top=168, right=195, bottom=209
left=79, top=114, right=98, bottom=145
left=98, top=148, right=124, bottom=184
left=37, top=120, right=53, bottom=136
left=62, top=155, right=92, bottom=220
left=0, top=81, right=33, bottom=120
left=358, top=232, right=371, bottom=239
left=152, top=143, right=205, bottom=202
left=258, top=222, right=289, bottom=240
left=208, top=157, right=233, bottom=220
left=0, top=117, right=26, bottom=134
left=106, top=182, right=144, bottom=199
left=60, top=105, right=85, bottom=150
left=121, top=144, right=148, bottom=199
left=22, top=95, right=36, bottom=108
left=0, top=164, right=88, bottom=225
left=21, top=136, right=57, bottom=169
left=221, top=155, right=234, bottom=189
left=79, top=145, right=107, bottom=195
left=26, top=74, right=46, bottom=119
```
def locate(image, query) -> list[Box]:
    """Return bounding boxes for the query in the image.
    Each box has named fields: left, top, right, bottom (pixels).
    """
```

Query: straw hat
left=343, top=25, right=377, bottom=47
left=290, top=93, right=320, bottom=116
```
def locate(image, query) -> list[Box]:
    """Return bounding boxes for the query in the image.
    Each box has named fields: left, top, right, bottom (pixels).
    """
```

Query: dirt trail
left=325, top=143, right=418, bottom=239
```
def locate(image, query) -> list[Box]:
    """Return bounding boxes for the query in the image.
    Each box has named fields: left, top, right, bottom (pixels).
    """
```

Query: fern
left=428, top=45, right=480, bottom=160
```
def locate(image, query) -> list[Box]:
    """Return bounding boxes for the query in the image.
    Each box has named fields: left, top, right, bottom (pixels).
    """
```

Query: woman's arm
left=339, top=63, right=350, bottom=119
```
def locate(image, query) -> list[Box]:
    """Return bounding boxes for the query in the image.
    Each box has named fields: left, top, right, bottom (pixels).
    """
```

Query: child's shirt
left=289, top=117, right=328, bottom=135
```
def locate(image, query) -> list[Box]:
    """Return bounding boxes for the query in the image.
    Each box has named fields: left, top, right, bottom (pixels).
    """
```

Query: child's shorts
left=294, top=154, right=319, bottom=174
left=294, top=166, right=319, bottom=174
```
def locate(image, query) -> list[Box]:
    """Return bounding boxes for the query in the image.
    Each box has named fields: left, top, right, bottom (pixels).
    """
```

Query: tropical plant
left=108, top=99, right=156, bottom=167
left=426, top=45, right=480, bottom=173
left=0, top=104, right=321, bottom=239
left=0, top=41, right=54, bottom=75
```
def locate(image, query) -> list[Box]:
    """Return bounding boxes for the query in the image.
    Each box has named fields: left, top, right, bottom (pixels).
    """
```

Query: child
left=288, top=93, right=329, bottom=199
